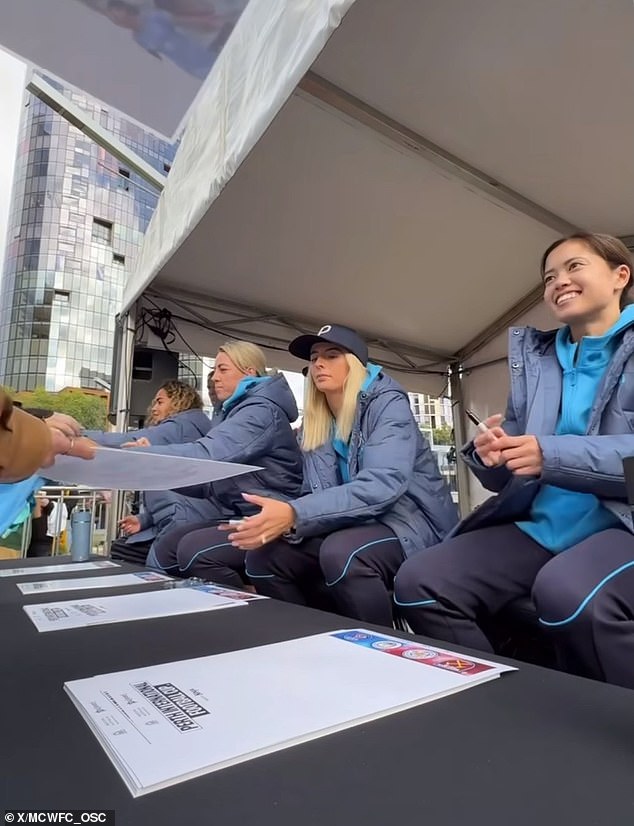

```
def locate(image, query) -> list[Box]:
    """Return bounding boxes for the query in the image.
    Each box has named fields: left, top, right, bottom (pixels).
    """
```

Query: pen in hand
left=465, top=408, right=490, bottom=434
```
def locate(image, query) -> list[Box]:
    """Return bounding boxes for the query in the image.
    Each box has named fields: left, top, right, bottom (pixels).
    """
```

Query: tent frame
left=109, top=3, right=634, bottom=512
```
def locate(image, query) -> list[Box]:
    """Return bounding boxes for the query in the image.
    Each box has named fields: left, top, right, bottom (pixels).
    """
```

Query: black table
left=1, top=556, right=633, bottom=826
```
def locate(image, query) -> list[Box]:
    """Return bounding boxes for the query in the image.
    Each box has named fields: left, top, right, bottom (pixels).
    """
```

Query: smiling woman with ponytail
left=394, top=233, right=634, bottom=690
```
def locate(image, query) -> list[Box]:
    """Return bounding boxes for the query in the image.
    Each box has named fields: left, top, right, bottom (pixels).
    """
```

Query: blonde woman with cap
left=228, top=324, right=458, bottom=626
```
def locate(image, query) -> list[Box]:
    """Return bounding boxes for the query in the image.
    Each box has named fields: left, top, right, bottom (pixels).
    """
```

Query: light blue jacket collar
left=361, top=362, right=382, bottom=393
left=555, top=304, right=634, bottom=364
left=222, top=375, right=270, bottom=412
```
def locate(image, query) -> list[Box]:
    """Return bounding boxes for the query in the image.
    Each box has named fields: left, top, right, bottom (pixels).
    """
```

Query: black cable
left=157, top=332, right=199, bottom=388
left=138, top=297, right=451, bottom=384
left=134, top=305, right=199, bottom=388
left=143, top=303, right=449, bottom=376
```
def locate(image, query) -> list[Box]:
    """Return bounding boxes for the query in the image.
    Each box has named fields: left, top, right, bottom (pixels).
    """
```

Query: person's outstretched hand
left=43, top=431, right=97, bottom=466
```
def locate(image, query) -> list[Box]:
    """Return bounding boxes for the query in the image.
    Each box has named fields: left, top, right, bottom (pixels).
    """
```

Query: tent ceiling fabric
left=124, top=0, right=634, bottom=384
left=143, top=93, right=558, bottom=353
left=314, top=0, right=634, bottom=236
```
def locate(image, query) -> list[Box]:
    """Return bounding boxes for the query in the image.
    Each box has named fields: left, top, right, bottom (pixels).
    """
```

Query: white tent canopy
left=120, top=0, right=634, bottom=505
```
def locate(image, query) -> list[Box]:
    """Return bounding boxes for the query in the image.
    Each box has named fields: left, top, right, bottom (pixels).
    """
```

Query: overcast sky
left=0, top=49, right=26, bottom=268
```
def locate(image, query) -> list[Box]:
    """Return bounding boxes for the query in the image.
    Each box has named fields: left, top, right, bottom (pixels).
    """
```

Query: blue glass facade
left=0, top=74, right=175, bottom=391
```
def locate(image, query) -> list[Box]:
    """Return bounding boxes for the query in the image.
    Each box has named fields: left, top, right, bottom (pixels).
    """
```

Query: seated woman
left=226, top=324, right=458, bottom=626
left=394, top=233, right=634, bottom=690
left=84, top=379, right=210, bottom=447
left=134, top=340, right=303, bottom=586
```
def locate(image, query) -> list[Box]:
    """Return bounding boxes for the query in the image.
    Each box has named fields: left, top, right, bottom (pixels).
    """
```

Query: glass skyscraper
left=0, top=74, right=176, bottom=392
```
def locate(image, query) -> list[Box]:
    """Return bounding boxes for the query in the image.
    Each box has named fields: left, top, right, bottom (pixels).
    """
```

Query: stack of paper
left=0, top=560, right=119, bottom=578
left=65, top=629, right=515, bottom=796
left=23, top=586, right=248, bottom=632
left=17, top=571, right=172, bottom=595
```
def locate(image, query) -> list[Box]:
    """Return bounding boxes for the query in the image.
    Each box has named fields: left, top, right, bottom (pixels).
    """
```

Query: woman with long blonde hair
left=227, top=324, right=458, bottom=626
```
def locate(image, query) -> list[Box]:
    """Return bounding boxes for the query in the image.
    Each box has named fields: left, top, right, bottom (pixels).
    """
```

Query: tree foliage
left=15, top=388, right=108, bottom=430
left=431, top=424, right=454, bottom=445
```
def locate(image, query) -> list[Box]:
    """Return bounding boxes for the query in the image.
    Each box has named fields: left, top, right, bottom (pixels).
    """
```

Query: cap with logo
left=288, top=324, right=368, bottom=365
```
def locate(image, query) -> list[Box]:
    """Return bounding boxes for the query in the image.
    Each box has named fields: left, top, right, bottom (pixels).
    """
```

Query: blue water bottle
left=70, top=508, right=92, bottom=562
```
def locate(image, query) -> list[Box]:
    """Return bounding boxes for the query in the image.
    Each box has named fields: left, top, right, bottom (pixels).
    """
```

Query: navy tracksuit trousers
left=393, top=524, right=634, bottom=690
left=148, top=520, right=248, bottom=588
left=246, top=522, right=405, bottom=627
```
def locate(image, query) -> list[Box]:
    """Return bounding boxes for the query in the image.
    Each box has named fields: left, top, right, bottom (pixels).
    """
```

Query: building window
left=163, top=162, right=171, bottom=173
left=32, top=322, right=49, bottom=340
left=24, top=237, right=40, bottom=270
left=92, top=217, right=113, bottom=244
left=113, top=253, right=125, bottom=265
left=71, top=176, right=89, bottom=197
left=35, top=119, right=52, bottom=137
left=118, top=167, right=130, bottom=191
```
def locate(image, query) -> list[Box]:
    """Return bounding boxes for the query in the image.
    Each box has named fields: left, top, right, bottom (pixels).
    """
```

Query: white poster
left=18, top=571, right=171, bottom=594
left=24, top=585, right=246, bottom=632
left=0, top=560, right=119, bottom=578
left=66, top=629, right=515, bottom=796
left=43, top=447, right=260, bottom=490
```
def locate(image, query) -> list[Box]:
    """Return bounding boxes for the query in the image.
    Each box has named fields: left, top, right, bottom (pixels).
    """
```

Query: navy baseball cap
left=289, top=324, right=368, bottom=365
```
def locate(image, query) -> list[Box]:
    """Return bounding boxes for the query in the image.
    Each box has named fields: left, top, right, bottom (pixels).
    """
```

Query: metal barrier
left=11, top=486, right=116, bottom=560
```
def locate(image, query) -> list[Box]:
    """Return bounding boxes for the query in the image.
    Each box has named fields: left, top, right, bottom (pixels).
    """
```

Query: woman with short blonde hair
left=143, top=340, right=302, bottom=586
left=216, top=341, right=267, bottom=378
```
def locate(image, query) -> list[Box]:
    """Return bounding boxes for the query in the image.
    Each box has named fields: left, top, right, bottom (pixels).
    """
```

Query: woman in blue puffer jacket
left=133, top=341, right=303, bottom=586
left=394, top=232, right=634, bottom=689
left=84, top=379, right=210, bottom=447
left=227, top=324, right=458, bottom=626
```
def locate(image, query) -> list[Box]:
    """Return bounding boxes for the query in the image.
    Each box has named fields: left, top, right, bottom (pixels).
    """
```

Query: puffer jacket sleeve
left=82, top=429, right=146, bottom=447
left=84, top=416, right=182, bottom=447
left=87, top=411, right=211, bottom=447
left=292, top=392, right=417, bottom=536
left=460, top=393, right=522, bottom=493
left=137, top=509, right=154, bottom=530
left=138, top=400, right=276, bottom=464
left=539, top=434, right=633, bottom=500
